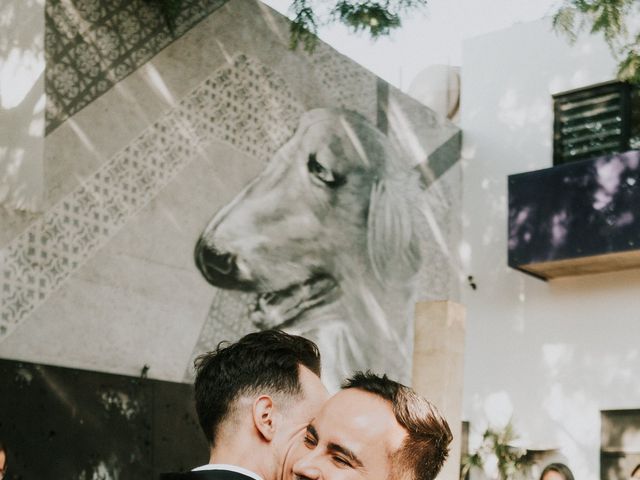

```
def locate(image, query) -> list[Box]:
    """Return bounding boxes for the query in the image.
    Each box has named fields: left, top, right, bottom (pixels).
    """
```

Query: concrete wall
left=461, top=18, right=640, bottom=479
left=1, top=0, right=461, bottom=395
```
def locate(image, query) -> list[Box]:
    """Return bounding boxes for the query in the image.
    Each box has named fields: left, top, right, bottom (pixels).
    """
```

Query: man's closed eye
left=303, top=426, right=318, bottom=448
left=332, top=455, right=353, bottom=468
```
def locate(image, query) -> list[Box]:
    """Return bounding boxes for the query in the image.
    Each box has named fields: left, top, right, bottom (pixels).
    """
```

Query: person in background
left=0, top=442, right=7, bottom=480
left=160, top=330, right=328, bottom=480
left=539, top=462, right=575, bottom=480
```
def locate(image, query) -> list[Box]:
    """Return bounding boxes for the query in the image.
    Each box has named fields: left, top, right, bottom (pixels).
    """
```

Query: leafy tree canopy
left=147, top=0, right=427, bottom=51
left=553, top=0, right=640, bottom=84
left=288, top=0, right=427, bottom=50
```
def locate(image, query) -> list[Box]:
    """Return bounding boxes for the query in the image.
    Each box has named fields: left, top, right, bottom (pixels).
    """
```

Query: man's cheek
left=284, top=434, right=308, bottom=480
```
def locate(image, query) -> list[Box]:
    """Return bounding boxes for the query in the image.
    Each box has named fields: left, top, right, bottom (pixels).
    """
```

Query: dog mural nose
left=201, top=247, right=235, bottom=275
left=194, top=237, right=249, bottom=290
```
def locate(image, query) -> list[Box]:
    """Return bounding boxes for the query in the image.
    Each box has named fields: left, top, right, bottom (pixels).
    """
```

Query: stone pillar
left=412, top=300, right=466, bottom=480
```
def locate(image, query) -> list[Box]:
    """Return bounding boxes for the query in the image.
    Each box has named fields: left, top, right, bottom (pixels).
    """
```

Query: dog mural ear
left=366, top=173, right=422, bottom=286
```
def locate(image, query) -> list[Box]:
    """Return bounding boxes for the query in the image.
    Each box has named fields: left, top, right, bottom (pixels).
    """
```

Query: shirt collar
left=192, top=463, right=264, bottom=480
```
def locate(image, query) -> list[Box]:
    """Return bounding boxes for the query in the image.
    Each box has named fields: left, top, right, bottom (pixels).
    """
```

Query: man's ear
left=252, top=395, right=277, bottom=442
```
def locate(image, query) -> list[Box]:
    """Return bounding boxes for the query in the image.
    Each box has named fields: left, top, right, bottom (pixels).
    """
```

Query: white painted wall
left=0, top=0, right=45, bottom=213
left=460, top=18, right=640, bottom=480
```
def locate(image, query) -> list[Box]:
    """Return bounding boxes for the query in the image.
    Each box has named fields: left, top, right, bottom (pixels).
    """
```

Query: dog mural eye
left=307, top=153, right=346, bottom=188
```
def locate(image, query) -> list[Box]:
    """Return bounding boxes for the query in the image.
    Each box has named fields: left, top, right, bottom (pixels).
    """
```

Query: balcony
left=508, top=150, right=640, bottom=280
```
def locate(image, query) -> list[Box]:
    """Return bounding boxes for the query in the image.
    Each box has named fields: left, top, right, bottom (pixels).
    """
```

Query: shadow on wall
left=503, top=322, right=640, bottom=478
left=460, top=80, right=553, bottom=294
left=0, top=358, right=207, bottom=479
left=509, top=301, right=640, bottom=478
left=42, top=0, right=229, bottom=134
left=0, top=0, right=45, bottom=213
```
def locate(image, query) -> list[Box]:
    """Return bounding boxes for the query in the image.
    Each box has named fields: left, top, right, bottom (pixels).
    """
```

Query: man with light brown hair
left=291, top=371, right=452, bottom=480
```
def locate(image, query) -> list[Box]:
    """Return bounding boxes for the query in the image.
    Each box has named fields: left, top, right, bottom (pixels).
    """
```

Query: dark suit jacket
left=159, top=469, right=257, bottom=480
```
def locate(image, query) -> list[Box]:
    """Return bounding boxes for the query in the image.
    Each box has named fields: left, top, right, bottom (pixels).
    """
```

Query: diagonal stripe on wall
left=2, top=54, right=303, bottom=340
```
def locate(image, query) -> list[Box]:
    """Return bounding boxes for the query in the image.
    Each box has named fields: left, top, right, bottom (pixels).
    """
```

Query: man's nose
left=293, top=453, right=322, bottom=480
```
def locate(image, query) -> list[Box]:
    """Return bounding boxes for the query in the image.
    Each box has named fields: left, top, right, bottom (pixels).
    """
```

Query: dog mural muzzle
left=194, top=237, right=248, bottom=291
left=193, top=144, right=341, bottom=328
left=194, top=231, right=339, bottom=329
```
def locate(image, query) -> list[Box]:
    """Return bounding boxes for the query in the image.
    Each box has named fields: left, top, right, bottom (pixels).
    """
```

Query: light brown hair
left=342, top=371, right=453, bottom=480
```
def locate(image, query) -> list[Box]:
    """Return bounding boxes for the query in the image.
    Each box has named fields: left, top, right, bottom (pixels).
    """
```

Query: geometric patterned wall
left=46, top=0, right=228, bottom=134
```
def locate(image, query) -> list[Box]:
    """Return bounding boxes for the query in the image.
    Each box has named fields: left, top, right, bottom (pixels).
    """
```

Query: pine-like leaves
left=289, top=0, right=427, bottom=52
left=553, top=0, right=640, bottom=84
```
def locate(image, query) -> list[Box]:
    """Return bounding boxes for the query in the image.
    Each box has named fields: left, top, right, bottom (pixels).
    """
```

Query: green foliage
left=146, top=0, right=426, bottom=52
left=289, top=0, right=427, bottom=52
left=461, top=422, right=531, bottom=480
left=552, top=0, right=640, bottom=84
left=618, top=33, right=640, bottom=84
left=333, top=1, right=401, bottom=37
left=289, top=0, right=320, bottom=51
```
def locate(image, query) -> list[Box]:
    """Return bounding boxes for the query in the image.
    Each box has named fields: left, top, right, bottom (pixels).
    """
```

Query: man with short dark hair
left=161, top=330, right=329, bottom=480
left=292, top=371, right=452, bottom=480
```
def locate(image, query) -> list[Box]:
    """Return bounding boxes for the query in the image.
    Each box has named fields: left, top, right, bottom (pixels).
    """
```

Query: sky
left=262, top=0, right=561, bottom=92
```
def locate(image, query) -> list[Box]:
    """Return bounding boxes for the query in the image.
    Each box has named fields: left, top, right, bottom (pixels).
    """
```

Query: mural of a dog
left=194, top=108, right=424, bottom=388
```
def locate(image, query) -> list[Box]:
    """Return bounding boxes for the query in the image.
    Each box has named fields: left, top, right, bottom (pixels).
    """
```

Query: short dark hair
left=540, top=463, right=574, bottom=480
left=342, top=371, right=452, bottom=480
left=194, top=329, right=321, bottom=445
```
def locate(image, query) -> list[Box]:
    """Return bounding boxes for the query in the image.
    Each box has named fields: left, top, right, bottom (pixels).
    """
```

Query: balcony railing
left=508, top=150, right=640, bottom=280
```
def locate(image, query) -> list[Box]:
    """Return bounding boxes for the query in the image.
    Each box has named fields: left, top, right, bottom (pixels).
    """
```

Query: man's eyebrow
left=327, top=442, right=365, bottom=469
